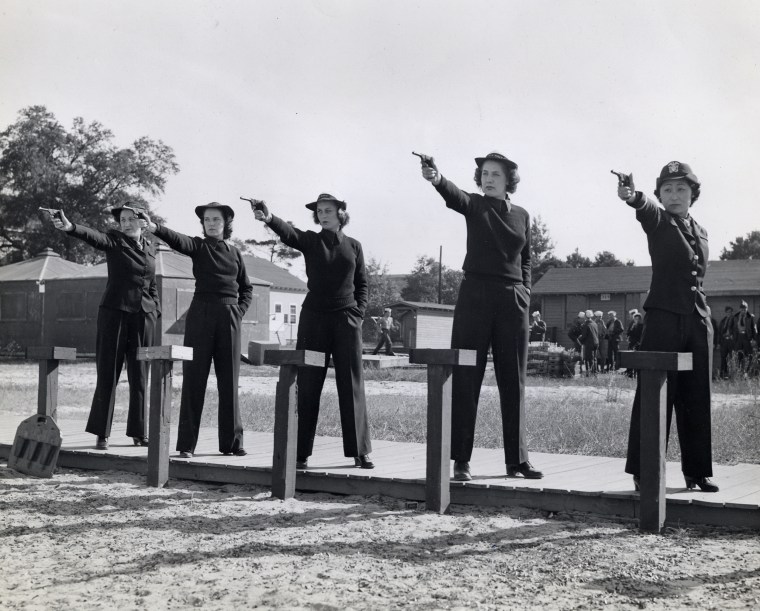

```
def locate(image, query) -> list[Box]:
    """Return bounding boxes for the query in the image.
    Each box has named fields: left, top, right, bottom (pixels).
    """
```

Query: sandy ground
left=1, top=465, right=759, bottom=611
left=2, top=362, right=759, bottom=609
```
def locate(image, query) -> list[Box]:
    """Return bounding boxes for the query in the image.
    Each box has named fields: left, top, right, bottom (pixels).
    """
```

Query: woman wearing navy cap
left=418, top=152, right=542, bottom=482
left=616, top=161, right=718, bottom=492
left=142, top=204, right=252, bottom=458
left=249, top=194, right=374, bottom=469
left=47, top=205, right=159, bottom=449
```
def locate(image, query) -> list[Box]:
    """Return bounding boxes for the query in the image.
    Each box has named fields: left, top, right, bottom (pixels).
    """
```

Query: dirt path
left=1, top=465, right=758, bottom=610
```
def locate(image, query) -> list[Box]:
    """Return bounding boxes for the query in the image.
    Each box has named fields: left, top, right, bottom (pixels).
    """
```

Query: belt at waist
left=464, top=271, right=522, bottom=286
left=192, top=294, right=239, bottom=305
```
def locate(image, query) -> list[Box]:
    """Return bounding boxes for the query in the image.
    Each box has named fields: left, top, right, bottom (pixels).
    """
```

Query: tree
left=365, top=257, right=401, bottom=317
left=720, top=231, right=760, bottom=260
left=0, top=106, right=178, bottom=264
left=530, top=215, right=566, bottom=283
left=591, top=251, right=625, bottom=267
left=565, top=248, right=592, bottom=268
left=401, top=255, right=462, bottom=305
left=244, top=223, right=302, bottom=267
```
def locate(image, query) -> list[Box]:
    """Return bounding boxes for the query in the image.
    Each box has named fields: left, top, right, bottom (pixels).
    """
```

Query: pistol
left=240, top=196, right=266, bottom=212
left=412, top=151, right=437, bottom=170
left=38, top=207, right=62, bottom=220
left=610, top=170, right=632, bottom=188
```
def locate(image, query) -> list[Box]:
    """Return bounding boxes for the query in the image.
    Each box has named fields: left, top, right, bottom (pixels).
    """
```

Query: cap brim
left=195, top=205, right=235, bottom=219
left=475, top=156, right=518, bottom=170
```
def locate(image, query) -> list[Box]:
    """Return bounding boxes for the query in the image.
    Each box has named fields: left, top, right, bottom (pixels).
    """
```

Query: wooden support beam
left=26, top=346, right=77, bottom=420
left=247, top=341, right=281, bottom=366
left=268, top=349, right=326, bottom=500
left=137, top=346, right=193, bottom=488
left=619, top=350, right=693, bottom=533
left=409, top=348, right=477, bottom=515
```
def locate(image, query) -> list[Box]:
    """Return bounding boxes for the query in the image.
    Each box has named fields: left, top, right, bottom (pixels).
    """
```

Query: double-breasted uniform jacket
left=67, top=224, right=160, bottom=440
left=624, top=192, right=714, bottom=478
left=69, top=225, right=160, bottom=313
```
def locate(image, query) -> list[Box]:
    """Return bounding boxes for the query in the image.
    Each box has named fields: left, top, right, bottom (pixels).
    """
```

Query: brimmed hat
left=585, top=309, right=594, bottom=318
left=629, top=308, right=639, bottom=316
left=306, top=193, right=347, bottom=212
left=474, top=152, right=518, bottom=170
left=594, top=310, right=603, bottom=317
left=110, top=203, right=144, bottom=222
left=195, top=202, right=235, bottom=220
left=578, top=311, right=586, bottom=318
left=740, top=300, right=749, bottom=309
left=608, top=310, right=617, bottom=316
left=655, top=161, right=700, bottom=192
left=531, top=311, right=540, bottom=317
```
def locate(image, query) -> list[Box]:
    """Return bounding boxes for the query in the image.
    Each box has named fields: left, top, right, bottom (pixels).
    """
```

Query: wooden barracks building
left=0, top=246, right=305, bottom=355
left=531, top=260, right=760, bottom=349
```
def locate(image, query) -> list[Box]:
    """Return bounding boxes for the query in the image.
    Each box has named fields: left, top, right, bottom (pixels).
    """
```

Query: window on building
left=274, top=303, right=282, bottom=314
left=0, top=292, right=27, bottom=321
left=600, top=293, right=611, bottom=301
left=290, top=304, right=297, bottom=324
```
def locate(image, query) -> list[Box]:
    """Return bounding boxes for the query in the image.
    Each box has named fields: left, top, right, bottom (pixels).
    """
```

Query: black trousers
left=373, top=329, right=393, bottom=355
left=607, top=340, right=621, bottom=371
left=177, top=301, right=244, bottom=454
left=86, top=307, right=157, bottom=438
left=450, top=277, right=530, bottom=464
left=295, top=307, right=372, bottom=459
left=718, top=339, right=734, bottom=378
left=625, top=308, right=714, bottom=478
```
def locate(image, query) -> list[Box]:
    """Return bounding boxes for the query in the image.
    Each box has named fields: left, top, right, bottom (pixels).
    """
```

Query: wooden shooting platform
left=0, top=416, right=757, bottom=529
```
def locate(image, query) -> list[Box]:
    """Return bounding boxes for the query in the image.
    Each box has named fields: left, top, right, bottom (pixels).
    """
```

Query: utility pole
left=438, top=245, right=443, bottom=304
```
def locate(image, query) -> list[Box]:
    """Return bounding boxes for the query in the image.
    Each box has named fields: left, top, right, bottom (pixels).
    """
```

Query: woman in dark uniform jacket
left=49, top=205, right=159, bottom=449
left=617, top=161, right=718, bottom=492
left=250, top=194, right=374, bottom=469
left=418, top=151, right=542, bottom=482
left=143, top=204, right=252, bottom=458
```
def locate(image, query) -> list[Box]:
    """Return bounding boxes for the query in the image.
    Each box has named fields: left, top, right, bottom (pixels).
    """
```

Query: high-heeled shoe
left=685, top=476, right=719, bottom=492
left=132, top=437, right=149, bottom=447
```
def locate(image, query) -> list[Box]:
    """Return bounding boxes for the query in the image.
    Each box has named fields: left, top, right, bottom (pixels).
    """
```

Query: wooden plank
left=409, top=349, right=477, bottom=366
left=137, top=345, right=194, bottom=361
left=639, top=368, right=668, bottom=533
left=264, top=350, right=325, bottom=367
left=247, top=341, right=281, bottom=366
left=618, top=351, right=692, bottom=371
left=26, top=346, right=77, bottom=361
left=37, top=359, right=59, bottom=419
left=271, top=364, right=298, bottom=499
left=147, top=360, right=174, bottom=487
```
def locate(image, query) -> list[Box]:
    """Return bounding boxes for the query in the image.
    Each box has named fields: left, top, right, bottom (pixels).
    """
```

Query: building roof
left=387, top=300, right=456, bottom=312
left=0, top=249, right=88, bottom=282
left=243, top=255, right=307, bottom=293
left=532, top=260, right=760, bottom=296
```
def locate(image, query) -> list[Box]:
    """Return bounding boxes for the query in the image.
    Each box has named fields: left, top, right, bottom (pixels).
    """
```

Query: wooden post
left=618, top=350, right=693, bottom=533
left=409, top=348, right=477, bottom=514
left=264, top=349, right=326, bottom=500
left=247, top=341, right=281, bottom=366
left=137, top=345, right=194, bottom=487
left=26, top=347, right=77, bottom=420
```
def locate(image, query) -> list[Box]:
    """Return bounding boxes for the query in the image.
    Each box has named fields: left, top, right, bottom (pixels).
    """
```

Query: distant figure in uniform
left=372, top=308, right=397, bottom=356
left=605, top=310, right=624, bottom=372
left=418, top=150, right=543, bottom=482
left=250, top=193, right=375, bottom=470
left=529, top=311, right=547, bottom=342
left=143, top=204, right=252, bottom=459
left=717, top=306, right=735, bottom=379
left=617, top=161, right=718, bottom=493
left=578, top=309, right=599, bottom=376
left=733, top=300, right=757, bottom=370
left=594, top=310, right=608, bottom=373
left=567, top=311, right=586, bottom=375
left=47, top=205, right=159, bottom=450
left=624, top=310, right=643, bottom=378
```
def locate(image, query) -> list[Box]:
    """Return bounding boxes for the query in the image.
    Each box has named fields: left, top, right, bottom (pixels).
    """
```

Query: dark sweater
left=267, top=215, right=368, bottom=313
left=153, top=225, right=253, bottom=312
left=68, top=224, right=159, bottom=314
left=434, top=176, right=531, bottom=287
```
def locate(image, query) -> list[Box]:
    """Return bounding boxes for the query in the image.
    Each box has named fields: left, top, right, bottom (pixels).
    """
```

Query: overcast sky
left=1, top=0, right=758, bottom=278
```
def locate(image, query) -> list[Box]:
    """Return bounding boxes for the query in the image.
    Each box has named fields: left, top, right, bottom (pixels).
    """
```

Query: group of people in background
left=42, top=153, right=723, bottom=493
left=716, top=301, right=758, bottom=378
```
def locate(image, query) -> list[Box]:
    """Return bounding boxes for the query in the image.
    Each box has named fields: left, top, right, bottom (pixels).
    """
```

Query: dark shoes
left=685, top=476, right=719, bottom=492
left=507, top=461, right=544, bottom=479
left=633, top=475, right=640, bottom=491
left=223, top=449, right=247, bottom=456
left=453, top=461, right=472, bottom=481
left=95, top=436, right=109, bottom=450
left=354, top=455, right=375, bottom=469
left=178, top=451, right=193, bottom=459
left=132, top=437, right=149, bottom=447
left=296, top=456, right=308, bottom=469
